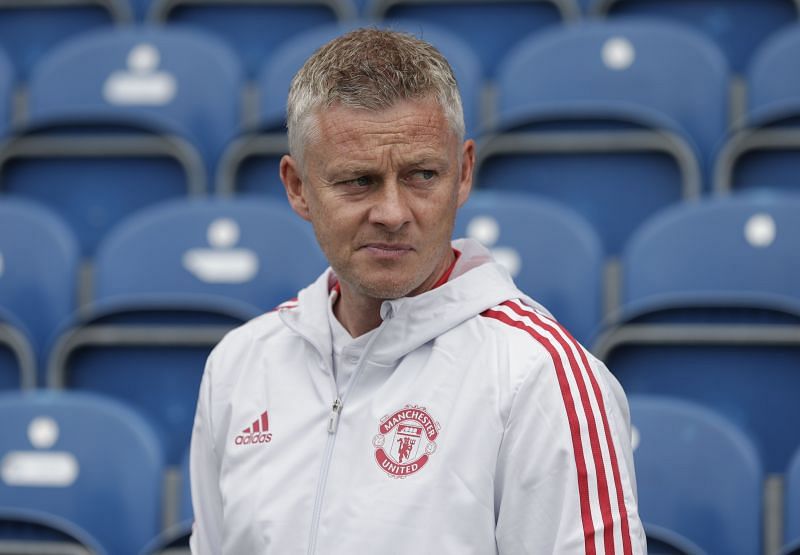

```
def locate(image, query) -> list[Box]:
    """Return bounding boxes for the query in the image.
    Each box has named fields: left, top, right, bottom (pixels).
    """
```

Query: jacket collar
left=279, top=238, right=546, bottom=365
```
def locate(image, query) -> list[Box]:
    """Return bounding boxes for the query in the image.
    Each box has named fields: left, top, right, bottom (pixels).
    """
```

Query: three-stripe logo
left=234, top=410, right=273, bottom=446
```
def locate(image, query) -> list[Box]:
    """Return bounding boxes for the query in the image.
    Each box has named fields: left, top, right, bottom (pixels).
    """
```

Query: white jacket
left=189, top=239, right=646, bottom=554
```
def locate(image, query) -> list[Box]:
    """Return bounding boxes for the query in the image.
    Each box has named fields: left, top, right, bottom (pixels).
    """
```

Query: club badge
left=373, top=405, right=440, bottom=478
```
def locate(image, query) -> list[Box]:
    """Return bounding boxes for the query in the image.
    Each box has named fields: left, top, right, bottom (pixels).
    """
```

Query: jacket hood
left=279, top=238, right=548, bottom=365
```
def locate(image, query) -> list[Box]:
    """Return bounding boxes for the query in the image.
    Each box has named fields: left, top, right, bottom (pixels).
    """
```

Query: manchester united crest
left=373, top=405, right=440, bottom=478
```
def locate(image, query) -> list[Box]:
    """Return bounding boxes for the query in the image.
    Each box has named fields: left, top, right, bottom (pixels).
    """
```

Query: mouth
left=360, top=243, right=414, bottom=259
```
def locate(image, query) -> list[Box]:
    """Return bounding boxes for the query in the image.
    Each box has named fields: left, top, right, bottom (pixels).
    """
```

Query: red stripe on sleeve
left=483, top=307, right=596, bottom=555
left=509, top=302, right=633, bottom=555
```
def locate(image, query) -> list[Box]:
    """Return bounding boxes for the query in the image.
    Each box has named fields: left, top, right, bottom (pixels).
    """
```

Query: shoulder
left=206, top=304, right=294, bottom=379
left=477, top=298, right=623, bottom=419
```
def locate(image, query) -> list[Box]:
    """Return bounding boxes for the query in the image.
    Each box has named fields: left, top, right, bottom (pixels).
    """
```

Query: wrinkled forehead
left=304, top=99, right=460, bottom=169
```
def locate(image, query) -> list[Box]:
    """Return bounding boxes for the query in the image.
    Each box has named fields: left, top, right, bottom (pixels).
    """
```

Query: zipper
left=306, top=397, right=342, bottom=555
left=328, top=398, right=343, bottom=433
left=300, top=306, right=393, bottom=555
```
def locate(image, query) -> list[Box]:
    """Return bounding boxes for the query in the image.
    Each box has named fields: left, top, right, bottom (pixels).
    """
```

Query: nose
left=368, top=180, right=412, bottom=232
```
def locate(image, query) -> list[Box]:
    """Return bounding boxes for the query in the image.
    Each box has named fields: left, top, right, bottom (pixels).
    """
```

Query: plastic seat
left=453, top=191, right=604, bottom=346
left=47, top=198, right=327, bottom=464
left=630, top=396, right=762, bottom=555
left=715, top=25, right=800, bottom=195
left=595, top=196, right=800, bottom=473
left=0, top=0, right=130, bottom=79
left=27, top=26, right=243, bottom=169
left=477, top=20, right=726, bottom=255
left=0, top=27, right=243, bottom=256
left=589, top=0, right=798, bottom=73
left=216, top=19, right=483, bottom=197
left=93, top=197, right=326, bottom=310
left=368, top=0, right=578, bottom=76
left=0, top=391, right=164, bottom=555
left=148, top=0, right=356, bottom=78
left=0, top=199, right=79, bottom=387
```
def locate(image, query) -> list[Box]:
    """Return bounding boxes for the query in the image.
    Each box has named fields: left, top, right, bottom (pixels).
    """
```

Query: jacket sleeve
left=494, top=346, right=646, bottom=554
left=189, top=355, right=224, bottom=554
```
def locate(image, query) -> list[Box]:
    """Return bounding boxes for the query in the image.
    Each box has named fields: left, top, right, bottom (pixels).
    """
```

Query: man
left=189, top=28, right=645, bottom=553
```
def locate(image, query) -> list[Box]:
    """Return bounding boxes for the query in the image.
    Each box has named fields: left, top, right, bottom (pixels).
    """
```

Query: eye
left=340, top=176, right=372, bottom=188
left=410, top=170, right=436, bottom=184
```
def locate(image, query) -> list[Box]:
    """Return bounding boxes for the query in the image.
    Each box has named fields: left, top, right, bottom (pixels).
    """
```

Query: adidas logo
left=234, top=410, right=273, bottom=446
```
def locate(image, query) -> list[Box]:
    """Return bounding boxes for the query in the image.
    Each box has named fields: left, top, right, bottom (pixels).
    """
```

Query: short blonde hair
left=286, top=27, right=465, bottom=163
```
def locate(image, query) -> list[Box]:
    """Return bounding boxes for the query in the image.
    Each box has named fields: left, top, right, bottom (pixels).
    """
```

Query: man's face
left=281, top=98, right=474, bottom=301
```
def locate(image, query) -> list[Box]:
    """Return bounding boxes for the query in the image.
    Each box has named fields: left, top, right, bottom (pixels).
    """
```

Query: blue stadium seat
left=47, top=198, right=326, bottom=464
left=589, top=0, right=798, bottom=73
left=630, top=396, right=762, bottom=555
left=715, top=24, right=800, bottom=195
left=0, top=507, right=106, bottom=554
left=216, top=20, right=483, bottom=197
left=27, top=26, right=243, bottom=169
left=0, top=391, right=164, bottom=555
left=453, top=191, right=604, bottom=346
left=0, top=0, right=131, bottom=79
left=785, top=445, right=800, bottom=555
left=0, top=199, right=79, bottom=387
left=0, top=27, right=245, bottom=256
left=368, top=0, right=578, bottom=76
left=148, top=0, right=356, bottom=78
left=595, top=196, right=800, bottom=473
left=93, top=197, right=326, bottom=310
left=477, top=20, right=726, bottom=254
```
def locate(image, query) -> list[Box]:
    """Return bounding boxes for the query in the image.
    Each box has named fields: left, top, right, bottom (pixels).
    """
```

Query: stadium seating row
left=0, top=0, right=797, bottom=78
left=2, top=391, right=800, bottom=555
left=0, top=19, right=800, bottom=257
left=3, top=192, right=800, bottom=475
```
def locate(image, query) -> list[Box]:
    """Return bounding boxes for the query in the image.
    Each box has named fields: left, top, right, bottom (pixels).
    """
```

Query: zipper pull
left=328, top=398, right=343, bottom=434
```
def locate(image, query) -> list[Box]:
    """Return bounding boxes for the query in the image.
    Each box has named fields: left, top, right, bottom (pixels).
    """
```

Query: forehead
left=306, top=99, right=456, bottom=167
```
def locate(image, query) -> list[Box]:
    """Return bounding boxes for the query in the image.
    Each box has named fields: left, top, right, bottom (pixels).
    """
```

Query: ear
left=456, top=139, right=475, bottom=208
left=280, top=155, right=311, bottom=222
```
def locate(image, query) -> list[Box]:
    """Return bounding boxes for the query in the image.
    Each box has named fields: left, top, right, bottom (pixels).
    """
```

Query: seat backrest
left=630, top=395, right=762, bottom=555
left=93, top=197, right=327, bottom=311
left=746, top=24, right=800, bottom=126
left=369, top=0, right=576, bottom=76
left=622, top=195, right=800, bottom=306
left=495, top=19, right=729, bottom=166
left=0, top=199, right=79, bottom=359
left=0, top=391, right=164, bottom=555
left=592, top=0, right=798, bottom=73
left=0, top=0, right=128, bottom=79
left=27, top=25, right=243, bottom=167
left=453, top=191, right=604, bottom=345
left=149, top=0, right=355, bottom=78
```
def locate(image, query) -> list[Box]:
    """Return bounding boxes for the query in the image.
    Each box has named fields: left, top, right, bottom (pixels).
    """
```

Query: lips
left=360, top=243, right=414, bottom=259
left=361, top=243, right=413, bottom=252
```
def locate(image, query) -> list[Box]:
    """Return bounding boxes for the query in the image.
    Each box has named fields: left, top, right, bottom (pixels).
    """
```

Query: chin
left=353, top=277, right=418, bottom=301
